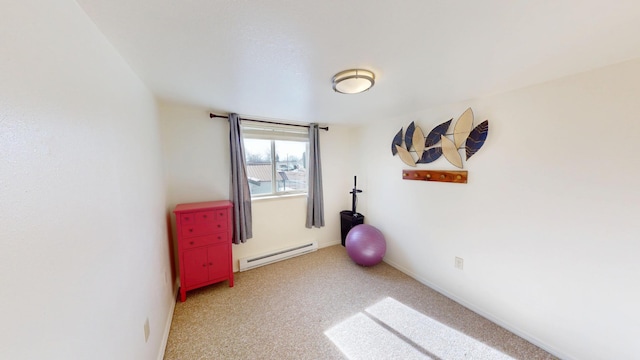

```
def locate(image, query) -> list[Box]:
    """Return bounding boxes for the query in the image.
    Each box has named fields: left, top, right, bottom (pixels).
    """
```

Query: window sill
left=251, top=193, right=307, bottom=202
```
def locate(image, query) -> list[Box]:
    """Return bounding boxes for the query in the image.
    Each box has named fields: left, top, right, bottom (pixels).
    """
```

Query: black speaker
left=340, top=210, right=364, bottom=246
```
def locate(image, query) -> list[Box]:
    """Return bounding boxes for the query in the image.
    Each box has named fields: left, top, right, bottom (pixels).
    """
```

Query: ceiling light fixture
left=332, top=69, right=375, bottom=94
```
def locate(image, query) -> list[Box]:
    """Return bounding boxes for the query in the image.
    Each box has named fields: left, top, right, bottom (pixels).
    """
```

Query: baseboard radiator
left=239, top=241, right=318, bottom=272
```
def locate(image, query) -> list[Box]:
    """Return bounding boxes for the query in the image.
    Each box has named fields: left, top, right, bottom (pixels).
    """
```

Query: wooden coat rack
left=402, top=170, right=468, bottom=184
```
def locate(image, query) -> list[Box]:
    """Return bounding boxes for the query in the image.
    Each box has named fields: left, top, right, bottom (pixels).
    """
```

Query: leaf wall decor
left=441, top=135, right=463, bottom=168
left=391, top=128, right=403, bottom=156
left=465, top=120, right=489, bottom=160
left=404, top=121, right=416, bottom=151
left=395, top=145, right=416, bottom=167
left=453, top=108, right=474, bottom=148
left=425, top=119, right=452, bottom=147
left=389, top=107, right=489, bottom=170
left=416, top=147, right=442, bottom=164
left=412, top=125, right=426, bottom=159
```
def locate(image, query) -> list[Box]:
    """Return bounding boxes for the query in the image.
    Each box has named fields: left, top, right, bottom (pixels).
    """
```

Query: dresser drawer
left=211, top=220, right=226, bottom=232
left=181, top=220, right=227, bottom=237
left=180, top=213, right=195, bottom=225
left=180, top=231, right=228, bottom=249
left=210, top=231, right=228, bottom=244
left=180, top=234, right=214, bottom=249
left=213, top=208, right=228, bottom=223
left=194, top=210, right=216, bottom=223
left=181, top=222, right=213, bottom=237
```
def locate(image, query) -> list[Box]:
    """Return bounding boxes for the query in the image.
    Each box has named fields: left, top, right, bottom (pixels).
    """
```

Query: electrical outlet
left=455, top=257, right=464, bottom=270
left=144, top=317, right=150, bottom=343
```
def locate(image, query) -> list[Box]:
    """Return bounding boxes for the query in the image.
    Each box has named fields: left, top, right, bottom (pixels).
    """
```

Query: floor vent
left=239, top=241, right=318, bottom=271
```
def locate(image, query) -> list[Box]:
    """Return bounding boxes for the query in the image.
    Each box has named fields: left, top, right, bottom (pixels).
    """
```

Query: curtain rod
left=209, top=113, right=329, bottom=131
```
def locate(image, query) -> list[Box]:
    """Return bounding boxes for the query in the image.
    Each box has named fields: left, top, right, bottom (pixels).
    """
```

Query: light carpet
left=163, top=245, right=557, bottom=359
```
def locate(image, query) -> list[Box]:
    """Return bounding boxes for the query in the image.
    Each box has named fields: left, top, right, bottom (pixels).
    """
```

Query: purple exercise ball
left=345, top=224, right=386, bottom=266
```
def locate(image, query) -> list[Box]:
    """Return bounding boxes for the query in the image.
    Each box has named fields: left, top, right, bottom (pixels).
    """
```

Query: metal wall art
left=391, top=108, right=489, bottom=183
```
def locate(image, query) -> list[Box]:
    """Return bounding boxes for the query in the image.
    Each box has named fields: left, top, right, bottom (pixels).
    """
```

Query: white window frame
left=242, top=121, right=309, bottom=198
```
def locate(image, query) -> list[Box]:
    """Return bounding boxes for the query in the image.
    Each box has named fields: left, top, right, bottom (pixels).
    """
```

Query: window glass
left=244, top=138, right=273, bottom=196
left=243, top=123, right=308, bottom=197
left=274, top=140, right=307, bottom=192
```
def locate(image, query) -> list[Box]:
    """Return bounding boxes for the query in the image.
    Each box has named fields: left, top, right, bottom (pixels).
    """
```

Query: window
left=242, top=122, right=308, bottom=198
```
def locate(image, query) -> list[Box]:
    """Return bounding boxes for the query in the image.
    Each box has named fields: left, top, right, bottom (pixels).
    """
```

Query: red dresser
left=174, top=200, right=234, bottom=302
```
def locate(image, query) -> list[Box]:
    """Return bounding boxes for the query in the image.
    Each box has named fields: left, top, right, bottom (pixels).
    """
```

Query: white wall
left=353, top=59, right=640, bottom=360
left=159, top=102, right=354, bottom=271
left=0, top=2, right=173, bottom=359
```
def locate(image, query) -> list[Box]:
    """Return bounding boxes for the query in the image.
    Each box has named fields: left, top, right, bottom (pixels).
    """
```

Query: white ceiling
left=76, top=0, right=640, bottom=125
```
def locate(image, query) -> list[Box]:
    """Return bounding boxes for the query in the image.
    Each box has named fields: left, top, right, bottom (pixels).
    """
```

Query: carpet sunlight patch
left=325, top=297, right=514, bottom=360
left=325, top=312, right=430, bottom=360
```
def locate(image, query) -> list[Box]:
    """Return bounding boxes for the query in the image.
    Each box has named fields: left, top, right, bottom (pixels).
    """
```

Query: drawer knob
left=203, top=215, right=207, bottom=218
left=189, top=241, right=194, bottom=245
left=189, top=228, right=193, bottom=232
left=217, top=224, right=221, bottom=228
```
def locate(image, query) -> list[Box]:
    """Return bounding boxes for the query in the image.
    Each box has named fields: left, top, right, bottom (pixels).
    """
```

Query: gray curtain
left=306, top=123, right=325, bottom=228
left=229, top=113, right=253, bottom=243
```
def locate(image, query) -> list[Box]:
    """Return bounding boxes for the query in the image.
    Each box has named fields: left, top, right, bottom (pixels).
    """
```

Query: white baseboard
left=157, top=279, right=179, bottom=360
left=382, top=258, right=571, bottom=360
